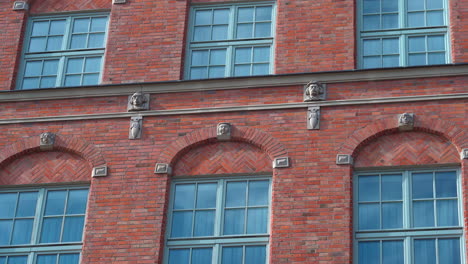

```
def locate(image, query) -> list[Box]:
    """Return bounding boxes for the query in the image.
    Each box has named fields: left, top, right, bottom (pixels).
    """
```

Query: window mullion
left=31, top=189, right=45, bottom=245
left=215, top=179, right=224, bottom=237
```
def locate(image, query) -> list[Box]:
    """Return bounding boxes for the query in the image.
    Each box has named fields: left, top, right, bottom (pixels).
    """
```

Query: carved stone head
left=304, top=81, right=326, bottom=101
left=217, top=123, right=231, bottom=140
left=40, top=132, right=55, bottom=150
left=398, top=113, right=414, bottom=131
left=128, top=92, right=149, bottom=111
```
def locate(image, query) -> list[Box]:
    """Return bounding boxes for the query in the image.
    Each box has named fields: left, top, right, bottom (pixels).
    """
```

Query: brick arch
left=157, top=125, right=288, bottom=167
left=0, top=134, right=106, bottom=168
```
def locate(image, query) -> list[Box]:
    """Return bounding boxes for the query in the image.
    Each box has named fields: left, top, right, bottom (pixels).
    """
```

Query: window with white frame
left=165, top=177, right=271, bottom=264
left=0, top=187, right=89, bottom=264
left=18, top=13, right=109, bottom=89
left=358, top=0, right=449, bottom=68
left=354, top=169, right=463, bottom=264
left=186, top=3, right=275, bottom=80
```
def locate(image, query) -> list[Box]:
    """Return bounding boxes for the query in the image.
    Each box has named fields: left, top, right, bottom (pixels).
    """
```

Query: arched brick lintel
left=157, top=125, right=288, bottom=167
left=339, top=115, right=466, bottom=157
left=0, top=134, right=106, bottom=168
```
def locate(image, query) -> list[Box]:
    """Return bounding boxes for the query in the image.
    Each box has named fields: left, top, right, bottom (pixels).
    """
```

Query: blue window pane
left=256, top=6, right=272, bottom=21
left=222, top=247, right=242, bottom=264
left=363, top=0, right=379, bottom=14
left=237, top=23, right=253, bottom=39
left=255, top=22, right=271, bottom=38
left=412, top=173, right=433, bottom=199
left=194, top=210, right=215, bottom=236
left=37, top=254, right=57, bottom=264
left=382, top=14, right=398, bottom=29
left=0, top=220, right=13, bottom=245
left=192, top=51, right=209, bottom=66
left=247, top=208, right=267, bottom=234
left=428, top=52, right=445, bottom=64
left=382, top=240, right=403, bottom=264
left=62, top=216, right=85, bottom=242
left=196, top=183, right=217, bottom=208
left=382, top=55, right=399, bottom=67
left=25, top=61, right=42, bottom=76
left=435, top=171, right=457, bottom=197
left=73, top=18, right=90, bottom=33
left=253, top=47, right=270, bottom=63
left=363, top=56, right=381, bottom=68
left=383, top=38, right=399, bottom=54
left=169, top=249, right=190, bottom=264
left=408, top=12, right=425, bottom=27
left=427, top=0, right=443, bottom=9
left=40, top=217, right=62, bottom=243
left=212, top=25, right=228, bottom=40
left=42, top=60, right=59, bottom=75
left=408, top=0, right=424, bottom=11
left=40, top=77, right=57, bottom=88
left=59, top=253, right=80, bottom=264
left=224, top=209, right=245, bottom=235
left=427, top=11, right=444, bottom=26
left=226, top=181, right=247, bottom=207
left=32, top=21, right=49, bottom=36
left=238, top=7, right=254, bottom=22
left=245, top=245, right=266, bottom=264
left=47, top=36, right=63, bottom=51
left=437, top=200, right=458, bottom=226
left=428, top=35, right=445, bottom=51
left=409, top=37, right=426, bottom=53
left=363, top=15, right=380, bottom=30
left=91, top=17, right=107, bottom=32
left=0, top=256, right=5, bottom=264
left=190, top=68, right=207, bottom=79
left=358, top=203, right=380, bottom=230
left=252, top=64, right=269, bottom=75
left=409, top=53, right=426, bottom=66
left=413, top=201, right=434, bottom=227
left=382, top=0, right=398, bottom=12
left=248, top=180, right=269, bottom=206
left=234, top=65, right=251, bottom=76
left=11, top=219, right=33, bottom=245
left=83, top=74, right=99, bottom=85
left=88, top=33, right=105, bottom=48
left=70, top=34, right=87, bottom=49
left=45, top=190, right=67, bottom=215
left=171, top=211, right=193, bottom=238
left=439, top=238, right=461, bottom=264
left=235, top=48, right=252, bottom=64
left=363, top=39, right=381, bottom=56
left=22, top=78, right=40, bottom=89
left=67, top=189, right=89, bottom=214
left=213, top=9, right=229, bottom=24
left=358, top=175, right=379, bottom=202
left=85, top=56, right=102, bottom=72
left=208, top=67, right=225, bottom=78
left=192, top=248, right=212, bottom=264
left=174, top=184, right=195, bottom=209
left=358, top=241, right=379, bottom=264
left=193, top=26, right=211, bottom=41
left=382, top=174, right=402, bottom=200
left=382, top=202, right=402, bottom=229
left=414, top=239, right=436, bottom=264
left=195, top=10, right=212, bottom=26
left=67, top=58, right=84, bottom=74
left=49, top=20, right=66, bottom=35
left=209, top=49, right=226, bottom=65
left=0, top=193, right=17, bottom=218
left=65, top=75, right=82, bottom=87
left=7, top=256, right=27, bottom=264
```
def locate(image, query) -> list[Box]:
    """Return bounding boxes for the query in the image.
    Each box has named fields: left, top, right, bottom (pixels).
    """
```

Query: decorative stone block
left=304, top=81, right=326, bottom=101
left=129, top=116, right=142, bottom=139
left=39, top=132, right=55, bottom=150
left=113, top=0, right=127, bottom=4
left=398, top=113, right=414, bottom=131
left=217, top=123, right=231, bottom=141
left=154, top=163, right=172, bottom=174
left=307, top=106, right=320, bottom=130
left=127, top=92, right=150, bottom=111
left=92, top=166, right=108, bottom=177
left=13, top=1, right=28, bottom=10
left=273, top=157, right=290, bottom=168
left=336, top=154, right=353, bottom=165
left=461, top=149, right=468, bottom=159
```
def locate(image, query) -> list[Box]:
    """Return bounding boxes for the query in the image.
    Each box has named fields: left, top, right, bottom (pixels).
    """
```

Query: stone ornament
left=304, top=81, right=326, bottom=102
left=113, top=0, right=127, bottom=4
left=273, top=157, right=290, bottom=168
left=13, top=1, right=28, bottom=10
left=129, top=116, right=142, bottom=139
left=336, top=154, right=353, bottom=165
left=461, top=149, right=468, bottom=160
left=307, top=106, right=320, bottom=130
left=40, top=132, right=55, bottom=150
left=154, top=163, right=172, bottom=174
left=92, top=166, right=108, bottom=177
left=398, top=113, right=414, bottom=131
left=127, top=92, right=150, bottom=112
left=217, top=123, right=231, bottom=141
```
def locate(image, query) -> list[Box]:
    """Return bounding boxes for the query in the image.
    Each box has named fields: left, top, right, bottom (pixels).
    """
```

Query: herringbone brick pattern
left=31, top=0, right=110, bottom=13
left=0, top=151, right=91, bottom=185
left=355, top=132, right=459, bottom=167
left=173, top=142, right=271, bottom=176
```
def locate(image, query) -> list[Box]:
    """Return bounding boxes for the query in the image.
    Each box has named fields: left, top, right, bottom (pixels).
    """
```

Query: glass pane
left=83, top=74, right=99, bottom=85
left=192, top=50, right=209, bottom=66
left=234, top=65, right=251, bottom=76
left=412, top=172, right=433, bottom=198
left=358, top=241, right=379, bottom=264
left=0, top=193, right=17, bottom=218
left=0, top=220, right=13, bottom=245
left=363, top=40, right=381, bottom=56
left=363, top=15, right=380, bottom=30
left=168, top=249, right=189, bottom=264
left=196, top=183, right=217, bottom=208
left=70, top=34, right=87, bottom=49
left=64, top=75, right=81, bottom=87
left=62, top=216, right=85, bottom=242
left=383, top=38, right=399, bottom=54
left=248, top=180, right=269, bottom=206
left=208, top=66, right=225, bottom=78
left=195, top=10, right=212, bottom=25
left=67, top=58, right=84, bottom=74
left=437, top=200, right=458, bottom=226
left=235, top=48, right=252, bottom=64
left=382, top=240, right=404, bottom=264
left=428, top=52, right=445, bottom=64
left=29, top=37, right=47, bottom=52
left=212, top=25, right=228, bottom=40
left=25, top=61, right=42, bottom=76
left=0, top=257, right=4, bottom=264
left=427, top=11, right=444, bottom=26
left=435, top=171, right=457, bottom=197
left=46, top=36, right=63, bottom=51
left=237, top=23, right=253, bottom=39
left=88, top=33, right=105, bottom=48
left=59, top=253, right=80, bottom=264
left=383, top=55, right=399, bottom=67
left=408, top=0, right=424, bottom=11
left=414, top=239, right=436, bottom=264
left=222, top=247, right=242, bottom=264
left=363, top=0, right=379, bottom=14
left=255, top=22, right=271, bottom=37
left=40, top=77, right=57, bottom=88
left=190, top=68, right=207, bottom=79
left=253, top=47, right=270, bottom=62
left=7, top=256, right=28, bottom=264
left=238, top=7, right=254, bottom=22
left=45, top=190, right=67, bottom=215
left=226, top=181, right=247, bottom=207
left=174, top=184, right=195, bottom=209
left=256, top=6, right=272, bottom=21
left=213, top=9, right=229, bottom=24
left=91, top=17, right=107, bottom=32
left=37, top=254, right=57, bottom=264
left=210, top=49, right=226, bottom=65
left=428, top=35, right=445, bottom=51
left=382, top=14, right=398, bottom=29
left=428, top=0, right=443, bottom=9
left=224, top=208, right=245, bottom=235
left=49, top=20, right=66, bottom=35
left=247, top=208, right=267, bottom=234
left=358, top=203, right=380, bottom=230
left=382, top=0, right=398, bottom=12
left=382, top=174, right=402, bottom=200
left=73, top=18, right=90, bottom=33
left=194, top=210, right=214, bottom=236
left=382, top=202, right=402, bottom=229
left=40, top=217, right=62, bottom=243
left=409, top=53, right=426, bottom=66
left=358, top=175, right=379, bottom=201
left=192, top=248, right=212, bottom=264
left=413, top=201, right=434, bottom=227
left=22, top=78, right=40, bottom=89
left=253, top=64, right=269, bottom=75
left=32, top=21, right=49, bottom=36
left=84, top=57, right=102, bottom=72
left=245, top=245, right=266, bottom=264
left=363, top=56, right=381, bottom=68
left=11, top=219, right=33, bottom=244
left=193, top=26, right=211, bottom=41
left=171, top=211, right=192, bottom=237
left=42, top=60, right=59, bottom=75
left=408, top=12, right=425, bottom=27
left=409, top=36, right=426, bottom=53
left=439, top=238, right=461, bottom=264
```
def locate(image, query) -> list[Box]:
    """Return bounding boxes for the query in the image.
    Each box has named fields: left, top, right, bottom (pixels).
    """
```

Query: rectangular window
left=18, top=13, right=109, bottom=89
left=165, top=177, right=271, bottom=264
left=0, top=187, right=89, bottom=264
left=186, top=3, right=275, bottom=79
left=358, top=0, right=449, bottom=68
left=354, top=169, right=463, bottom=264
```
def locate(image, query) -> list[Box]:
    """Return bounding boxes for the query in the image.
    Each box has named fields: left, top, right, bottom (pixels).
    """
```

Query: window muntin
left=18, top=14, right=108, bottom=89
left=0, top=187, right=89, bottom=264
left=187, top=3, right=274, bottom=80
left=354, top=169, right=463, bottom=264
left=166, top=177, right=270, bottom=264
left=359, top=0, right=448, bottom=68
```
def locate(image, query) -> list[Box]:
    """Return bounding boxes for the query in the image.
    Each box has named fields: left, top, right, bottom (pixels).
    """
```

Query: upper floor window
left=358, top=0, right=449, bottom=68
left=165, top=177, right=271, bottom=264
left=354, top=169, right=463, bottom=264
left=17, top=13, right=109, bottom=89
left=0, top=186, right=89, bottom=264
left=186, top=3, right=275, bottom=80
